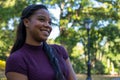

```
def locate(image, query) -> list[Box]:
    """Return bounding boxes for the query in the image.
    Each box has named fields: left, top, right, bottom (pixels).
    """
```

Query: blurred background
left=0, top=0, right=120, bottom=80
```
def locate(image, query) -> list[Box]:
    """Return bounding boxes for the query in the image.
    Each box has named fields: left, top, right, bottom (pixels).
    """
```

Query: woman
left=5, top=4, right=77, bottom=80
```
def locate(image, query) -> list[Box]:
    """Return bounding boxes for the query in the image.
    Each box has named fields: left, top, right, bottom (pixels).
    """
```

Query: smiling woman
left=5, top=4, right=77, bottom=80
left=24, top=8, right=52, bottom=45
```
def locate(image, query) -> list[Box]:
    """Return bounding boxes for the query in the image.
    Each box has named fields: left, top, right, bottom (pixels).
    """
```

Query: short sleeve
left=5, top=52, right=27, bottom=76
left=52, top=44, right=69, bottom=60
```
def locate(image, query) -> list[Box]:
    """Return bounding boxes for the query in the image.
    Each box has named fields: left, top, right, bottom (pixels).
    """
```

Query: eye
left=38, top=18, right=45, bottom=22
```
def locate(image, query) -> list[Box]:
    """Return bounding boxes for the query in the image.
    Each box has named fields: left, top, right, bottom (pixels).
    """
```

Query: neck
left=25, top=38, right=43, bottom=46
left=25, top=31, right=43, bottom=46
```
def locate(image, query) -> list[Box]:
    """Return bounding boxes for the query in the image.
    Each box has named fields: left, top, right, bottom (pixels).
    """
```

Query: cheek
left=49, top=27, right=52, bottom=33
left=30, top=21, right=42, bottom=29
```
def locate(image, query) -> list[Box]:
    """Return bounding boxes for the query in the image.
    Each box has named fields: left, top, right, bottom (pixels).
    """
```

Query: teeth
left=42, top=30, right=49, bottom=35
left=47, top=29, right=50, bottom=32
left=41, top=29, right=50, bottom=33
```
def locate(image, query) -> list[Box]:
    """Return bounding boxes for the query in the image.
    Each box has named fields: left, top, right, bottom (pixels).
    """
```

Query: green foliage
left=92, top=60, right=106, bottom=74
left=0, top=0, right=28, bottom=60
left=0, top=60, right=5, bottom=70
left=72, top=58, right=86, bottom=74
left=55, top=27, right=80, bottom=54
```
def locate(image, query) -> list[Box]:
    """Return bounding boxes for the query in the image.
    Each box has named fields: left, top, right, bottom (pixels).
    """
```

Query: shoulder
left=50, top=44, right=69, bottom=60
left=6, top=50, right=25, bottom=70
left=5, top=50, right=27, bottom=75
left=7, top=48, right=27, bottom=61
left=50, top=44, right=66, bottom=51
left=8, top=46, right=29, bottom=61
left=7, top=50, right=24, bottom=62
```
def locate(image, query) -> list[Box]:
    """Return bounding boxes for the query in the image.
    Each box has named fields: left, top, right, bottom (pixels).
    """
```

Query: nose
left=44, top=21, right=51, bottom=27
left=43, top=22, right=52, bottom=31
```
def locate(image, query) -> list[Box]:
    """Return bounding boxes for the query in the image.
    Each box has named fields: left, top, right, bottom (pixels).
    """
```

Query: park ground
left=0, top=71, right=120, bottom=80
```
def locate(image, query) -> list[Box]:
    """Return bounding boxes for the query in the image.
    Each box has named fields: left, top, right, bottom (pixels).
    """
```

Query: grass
left=0, top=71, right=6, bottom=80
left=0, top=71, right=120, bottom=80
left=76, top=74, right=120, bottom=80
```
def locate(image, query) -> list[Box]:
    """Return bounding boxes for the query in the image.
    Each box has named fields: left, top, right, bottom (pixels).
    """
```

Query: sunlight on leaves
left=2, top=0, right=15, bottom=8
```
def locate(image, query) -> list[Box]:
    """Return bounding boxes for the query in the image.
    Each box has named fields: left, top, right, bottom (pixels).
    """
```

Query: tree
left=43, top=0, right=120, bottom=74
left=0, top=0, right=28, bottom=60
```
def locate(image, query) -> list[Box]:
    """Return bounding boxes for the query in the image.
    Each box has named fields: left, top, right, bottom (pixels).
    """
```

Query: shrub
left=0, top=60, right=5, bottom=70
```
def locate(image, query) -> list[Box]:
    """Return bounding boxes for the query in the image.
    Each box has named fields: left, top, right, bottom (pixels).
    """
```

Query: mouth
left=40, top=29, right=51, bottom=36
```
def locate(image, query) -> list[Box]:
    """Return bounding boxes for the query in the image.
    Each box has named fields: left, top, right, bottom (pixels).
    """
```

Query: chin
left=40, top=37, right=48, bottom=42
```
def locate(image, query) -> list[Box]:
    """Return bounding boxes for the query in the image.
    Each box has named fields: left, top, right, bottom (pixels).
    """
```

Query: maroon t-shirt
left=5, top=43, right=69, bottom=80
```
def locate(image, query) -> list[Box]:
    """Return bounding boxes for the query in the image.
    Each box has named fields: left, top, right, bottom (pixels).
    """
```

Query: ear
left=23, top=18, right=30, bottom=28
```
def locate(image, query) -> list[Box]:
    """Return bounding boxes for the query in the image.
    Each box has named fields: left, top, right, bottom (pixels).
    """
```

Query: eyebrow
left=37, top=15, right=51, bottom=21
left=37, top=15, right=45, bottom=18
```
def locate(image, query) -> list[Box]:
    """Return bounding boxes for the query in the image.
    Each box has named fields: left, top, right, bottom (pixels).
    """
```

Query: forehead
left=33, top=9, right=50, bottom=18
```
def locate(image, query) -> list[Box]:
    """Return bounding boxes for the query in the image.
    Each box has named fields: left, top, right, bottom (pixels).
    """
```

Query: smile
left=41, top=30, right=50, bottom=36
